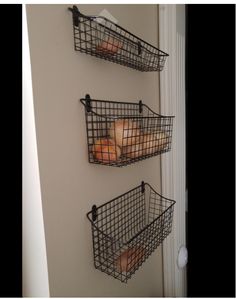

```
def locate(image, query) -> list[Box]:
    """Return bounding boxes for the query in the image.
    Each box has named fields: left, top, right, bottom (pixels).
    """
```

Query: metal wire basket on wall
left=68, top=6, right=169, bottom=72
left=87, top=181, right=176, bottom=283
left=80, top=94, right=174, bottom=167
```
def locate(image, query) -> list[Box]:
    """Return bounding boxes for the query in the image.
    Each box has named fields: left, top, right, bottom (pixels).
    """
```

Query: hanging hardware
left=85, top=94, right=92, bottom=112
left=141, top=181, right=145, bottom=193
left=91, top=205, right=97, bottom=222
left=139, top=100, right=143, bottom=113
left=68, top=5, right=80, bottom=27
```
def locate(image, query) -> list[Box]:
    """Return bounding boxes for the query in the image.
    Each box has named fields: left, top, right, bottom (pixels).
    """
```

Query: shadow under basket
left=80, top=95, right=174, bottom=167
left=87, top=181, right=176, bottom=283
left=68, top=6, right=169, bottom=72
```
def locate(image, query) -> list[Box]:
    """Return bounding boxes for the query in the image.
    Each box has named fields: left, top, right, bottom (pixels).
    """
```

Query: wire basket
left=68, top=6, right=169, bottom=72
left=87, top=181, right=175, bottom=283
left=80, top=94, right=174, bottom=167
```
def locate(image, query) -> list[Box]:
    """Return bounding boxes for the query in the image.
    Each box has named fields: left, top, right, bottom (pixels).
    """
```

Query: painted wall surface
left=23, top=4, right=50, bottom=297
left=27, top=4, right=163, bottom=297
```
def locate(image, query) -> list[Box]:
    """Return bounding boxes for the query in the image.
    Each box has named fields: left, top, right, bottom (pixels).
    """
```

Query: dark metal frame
left=68, top=6, right=169, bottom=72
left=87, top=181, right=176, bottom=283
left=80, top=94, right=174, bottom=167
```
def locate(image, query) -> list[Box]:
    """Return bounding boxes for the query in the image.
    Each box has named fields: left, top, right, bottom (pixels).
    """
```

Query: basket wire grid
left=68, top=6, right=169, bottom=72
left=80, top=94, right=174, bottom=167
left=87, top=181, right=176, bottom=283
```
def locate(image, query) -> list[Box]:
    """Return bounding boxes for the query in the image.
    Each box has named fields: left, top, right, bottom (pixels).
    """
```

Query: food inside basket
left=121, top=142, right=144, bottom=158
left=115, top=246, right=146, bottom=272
left=91, top=119, right=169, bottom=163
left=109, top=119, right=140, bottom=147
left=92, top=138, right=121, bottom=163
left=96, top=36, right=123, bottom=55
left=140, top=132, right=169, bottom=154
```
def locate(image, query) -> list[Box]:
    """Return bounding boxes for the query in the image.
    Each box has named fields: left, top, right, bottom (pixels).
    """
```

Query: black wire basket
left=68, top=6, right=169, bottom=72
left=80, top=94, right=174, bottom=167
left=87, top=181, right=175, bottom=283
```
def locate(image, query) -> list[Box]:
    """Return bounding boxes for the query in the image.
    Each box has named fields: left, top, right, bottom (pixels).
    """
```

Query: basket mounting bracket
left=139, top=100, right=143, bottom=113
left=85, top=94, right=92, bottom=112
left=141, top=181, right=145, bottom=193
left=68, top=5, right=80, bottom=27
left=92, top=205, right=97, bottom=222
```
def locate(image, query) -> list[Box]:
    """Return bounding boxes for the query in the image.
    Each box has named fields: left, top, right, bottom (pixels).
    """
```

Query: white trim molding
left=159, top=4, right=186, bottom=297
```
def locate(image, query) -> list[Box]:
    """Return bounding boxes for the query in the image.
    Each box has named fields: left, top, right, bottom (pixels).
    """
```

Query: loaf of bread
left=109, top=119, right=140, bottom=147
left=121, top=143, right=144, bottom=158
left=142, top=132, right=169, bottom=155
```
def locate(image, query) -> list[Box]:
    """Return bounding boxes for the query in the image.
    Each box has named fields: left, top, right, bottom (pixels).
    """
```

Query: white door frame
left=159, top=4, right=187, bottom=297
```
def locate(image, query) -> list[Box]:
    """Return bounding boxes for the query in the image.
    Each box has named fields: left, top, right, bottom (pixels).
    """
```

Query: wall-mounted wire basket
left=87, top=181, right=175, bottom=283
left=68, top=6, right=169, bottom=72
left=80, top=94, right=174, bottom=167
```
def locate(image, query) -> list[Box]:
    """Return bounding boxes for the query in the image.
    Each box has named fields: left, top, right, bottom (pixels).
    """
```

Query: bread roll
left=122, top=143, right=144, bottom=158
left=142, top=132, right=169, bottom=155
left=92, top=138, right=121, bottom=163
left=109, top=119, right=140, bottom=147
left=115, top=247, right=145, bottom=272
left=96, top=37, right=123, bottom=55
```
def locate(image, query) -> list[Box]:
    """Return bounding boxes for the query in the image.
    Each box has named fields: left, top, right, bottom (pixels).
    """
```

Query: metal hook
left=85, top=94, right=92, bottom=112
left=141, top=181, right=145, bottom=193
left=139, top=100, right=143, bottom=113
left=68, top=5, right=80, bottom=27
left=92, top=205, right=97, bottom=222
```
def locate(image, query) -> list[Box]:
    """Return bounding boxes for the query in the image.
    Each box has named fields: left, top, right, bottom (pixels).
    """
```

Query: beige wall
left=23, top=5, right=50, bottom=296
left=27, top=4, right=163, bottom=297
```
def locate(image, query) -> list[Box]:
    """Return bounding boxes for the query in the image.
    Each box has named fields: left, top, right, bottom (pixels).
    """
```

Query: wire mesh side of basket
left=80, top=96, right=174, bottom=167
left=69, top=6, right=169, bottom=72
left=87, top=182, right=175, bottom=282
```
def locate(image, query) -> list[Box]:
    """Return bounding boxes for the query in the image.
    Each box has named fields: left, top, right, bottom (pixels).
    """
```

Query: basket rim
left=86, top=182, right=176, bottom=246
left=69, top=6, right=169, bottom=57
left=80, top=98, right=175, bottom=119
